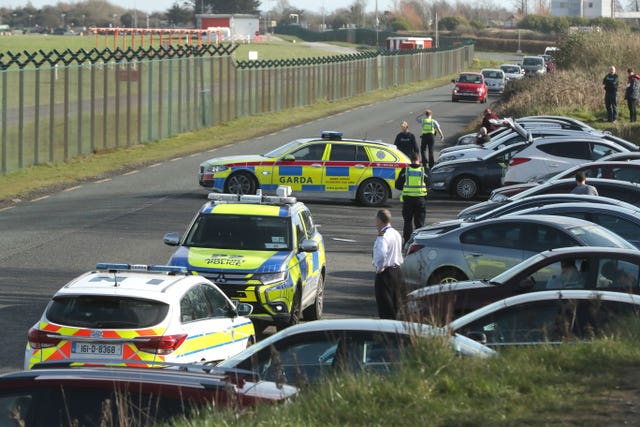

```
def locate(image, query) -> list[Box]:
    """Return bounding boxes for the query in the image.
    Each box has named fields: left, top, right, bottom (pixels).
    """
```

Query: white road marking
left=63, top=186, right=82, bottom=192
left=332, top=238, right=357, bottom=242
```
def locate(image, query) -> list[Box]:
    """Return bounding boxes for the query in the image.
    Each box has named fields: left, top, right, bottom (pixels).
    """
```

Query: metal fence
left=0, top=43, right=474, bottom=174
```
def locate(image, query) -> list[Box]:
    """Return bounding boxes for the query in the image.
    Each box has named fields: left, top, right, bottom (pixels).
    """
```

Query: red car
left=451, top=72, right=488, bottom=103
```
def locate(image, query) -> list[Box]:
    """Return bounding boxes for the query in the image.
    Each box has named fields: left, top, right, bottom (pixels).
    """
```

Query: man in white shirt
left=372, top=209, right=405, bottom=319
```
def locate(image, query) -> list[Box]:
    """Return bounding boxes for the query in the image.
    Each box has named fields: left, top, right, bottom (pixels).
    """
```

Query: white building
left=551, top=0, right=614, bottom=18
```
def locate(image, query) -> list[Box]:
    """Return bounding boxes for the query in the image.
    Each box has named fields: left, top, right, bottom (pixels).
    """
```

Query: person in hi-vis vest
left=415, top=109, right=444, bottom=169
left=395, top=151, right=429, bottom=243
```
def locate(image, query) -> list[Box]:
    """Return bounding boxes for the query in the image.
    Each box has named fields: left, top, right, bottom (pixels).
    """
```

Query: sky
left=4, top=0, right=397, bottom=14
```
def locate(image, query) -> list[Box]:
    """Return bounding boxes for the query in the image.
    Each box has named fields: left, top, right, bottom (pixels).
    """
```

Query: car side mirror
left=299, top=239, right=319, bottom=253
left=163, top=232, right=180, bottom=246
left=465, top=331, right=487, bottom=345
left=235, top=302, right=254, bottom=317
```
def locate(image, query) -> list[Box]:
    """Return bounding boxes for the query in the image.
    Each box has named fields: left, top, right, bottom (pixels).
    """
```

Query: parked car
left=481, top=68, right=507, bottom=94
left=499, top=63, right=524, bottom=80
left=600, top=151, right=640, bottom=161
left=401, top=215, right=634, bottom=291
left=503, top=136, right=631, bottom=184
left=165, top=187, right=326, bottom=331
left=457, top=178, right=640, bottom=219
left=429, top=142, right=528, bottom=199
left=0, top=364, right=297, bottom=427
left=217, top=319, right=495, bottom=385
left=198, top=131, right=410, bottom=206
left=451, top=72, right=488, bottom=103
left=541, top=54, right=557, bottom=72
left=512, top=202, right=640, bottom=248
left=447, top=290, right=640, bottom=347
left=521, top=56, right=547, bottom=76
left=490, top=160, right=640, bottom=198
left=405, top=246, right=640, bottom=323
left=24, top=263, right=255, bottom=369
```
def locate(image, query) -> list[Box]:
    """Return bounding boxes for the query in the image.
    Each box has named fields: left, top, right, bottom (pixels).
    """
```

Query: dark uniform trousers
left=401, top=196, right=427, bottom=243
left=375, top=266, right=405, bottom=320
left=420, top=133, right=436, bottom=169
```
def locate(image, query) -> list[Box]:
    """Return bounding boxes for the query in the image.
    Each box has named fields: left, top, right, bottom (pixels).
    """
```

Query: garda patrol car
left=164, top=186, right=326, bottom=330
left=24, top=263, right=255, bottom=369
left=198, top=131, right=410, bottom=207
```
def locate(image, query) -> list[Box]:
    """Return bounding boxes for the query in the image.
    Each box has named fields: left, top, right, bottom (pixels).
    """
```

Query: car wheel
left=224, top=171, right=256, bottom=195
left=428, top=267, right=467, bottom=285
left=302, top=273, right=324, bottom=321
left=356, top=178, right=388, bottom=206
left=454, top=176, right=479, bottom=199
left=276, top=288, right=301, bottom=331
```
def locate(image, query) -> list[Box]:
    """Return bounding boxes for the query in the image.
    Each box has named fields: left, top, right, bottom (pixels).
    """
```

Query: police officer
left=393, top=121, right=420, bottom=160
left=395, top=151, right=429, bottom=243
left=416, top=109, right=445, bottom=169
left=372, top=209, right=404, bottom=319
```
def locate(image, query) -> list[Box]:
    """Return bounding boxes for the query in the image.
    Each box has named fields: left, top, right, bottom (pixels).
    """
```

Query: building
left=196, top=14, right=259, bottom=41
left=386, top=37, right=433, bottom=51
left=551, top=0, right=613, bottom=18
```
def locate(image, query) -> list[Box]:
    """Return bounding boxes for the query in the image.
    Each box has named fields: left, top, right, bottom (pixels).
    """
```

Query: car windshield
left=501, top=66, right=519, bottom=73
left=570, top=224, right=633, bottom=248
left=264, top=139, right=307, bottom=158
left=184, top=213, right=292, bottom=251
left=459, top=74, right=482, bottom=84
left=523, top=57, right=542, bottom=66
left=482, top=70, right=502, bottom=79
left=46, top=296, right=169, bottom=328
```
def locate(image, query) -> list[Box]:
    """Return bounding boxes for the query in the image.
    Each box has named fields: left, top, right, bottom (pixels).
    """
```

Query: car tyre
left=428, top=267, right=467, bottom=285
left=224, top=171, right=257, bottom=195
left=302, top=273, right=324, bottom=321
left=452, top=97, right=458, bottom=102
left=277, top=288, right=301, bottom=331
left=454, top=176, right=479, bottom=199
left=356, top=178, right=388, bottom=206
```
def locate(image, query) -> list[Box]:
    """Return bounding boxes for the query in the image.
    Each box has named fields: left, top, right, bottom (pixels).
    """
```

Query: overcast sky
left=4, top=0, right=397, bottom=14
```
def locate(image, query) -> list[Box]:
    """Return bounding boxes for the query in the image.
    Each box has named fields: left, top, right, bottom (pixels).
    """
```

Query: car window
left=181, top=286, right=211, bottom=322
left=460, top=223, right=524, bottom=250
left=570, top=224, right=632, bottom=248
left=299, top=208, right=316, bottom=236
left=293, top=213, right=306, bottom=246
left=329, top=144, right=357, bottom=161
left=457, top=299, right=579, bottom=345
left=613, top=166, right=640, bottom=183
left=597, top=258, right=640, bottom=291
left=46, top=295, right=169, bottom=329
left=528, top=224, right=578, bottom=253
left=537, top=141, right=591, bottom=159
left=291, top=143, right=327, bottom=161
left=184, top=214, right=291, bottom=251
left=201, top=284, right=233, bottom=317
left=543, top=258, right=590, bottom=290
left=355, top=145, right=370, bottom=161
left=590, top=142, right=617, bottom=160
left=575, top=299, right=640, bottom=337
left=587, top=212, right=640, bottom=244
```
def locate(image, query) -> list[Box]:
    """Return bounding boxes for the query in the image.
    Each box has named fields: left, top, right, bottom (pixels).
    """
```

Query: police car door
left=274, top=143, right=327, bottom=193
left=324, top=143, right=367, bottom=193
left=293, top=213, right=315, bottom=307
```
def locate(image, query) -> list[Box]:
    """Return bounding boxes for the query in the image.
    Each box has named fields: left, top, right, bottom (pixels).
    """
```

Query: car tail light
left=406, top=243, right=424, bottom=255
left=509, top=157, right=531, bottom=167
left=136, top=334, right=188, bottom=355
left=28, top=328, right=62, bottom=349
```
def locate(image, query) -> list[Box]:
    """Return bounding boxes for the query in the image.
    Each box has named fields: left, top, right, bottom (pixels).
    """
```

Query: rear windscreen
left=46, top=296, right=169, bottom=329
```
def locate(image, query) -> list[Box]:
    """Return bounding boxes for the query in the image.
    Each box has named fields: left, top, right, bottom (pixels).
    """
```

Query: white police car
left=25, top=263, right=255, bottom=369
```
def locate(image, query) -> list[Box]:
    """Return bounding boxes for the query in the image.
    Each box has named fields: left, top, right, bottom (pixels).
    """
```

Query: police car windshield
left=47, top=296, right=169, bottom=328
left=185, top=214, right=292, bottom=251
left=264, top=139, right=307, bottom=158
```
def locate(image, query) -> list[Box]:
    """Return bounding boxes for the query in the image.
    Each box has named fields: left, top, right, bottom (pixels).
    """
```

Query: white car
left=481, top=68, right=507, bottom=93
left=503, top=136, right=631, bottom=185
left=25, top=263, right=255, bottom=369
left=500, top=64, right=524, bottom=80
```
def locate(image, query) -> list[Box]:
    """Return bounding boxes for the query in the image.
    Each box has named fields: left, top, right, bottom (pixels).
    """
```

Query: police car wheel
left=356, top=178, right=388, bottom=206
left=302, top=274, right=324, bottom=321
left=224, top=171, right=256, bottom=195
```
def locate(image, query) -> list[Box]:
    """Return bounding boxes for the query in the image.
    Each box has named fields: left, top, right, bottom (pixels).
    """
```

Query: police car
left=24, top=263, right=255, bottom=369
left=198, top=131, right=410, bottom=206
left=164, top=186, right=326, bottom=331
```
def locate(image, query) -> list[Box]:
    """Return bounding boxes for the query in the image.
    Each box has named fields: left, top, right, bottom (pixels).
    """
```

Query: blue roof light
left=321, top=131, right=343, bottom=140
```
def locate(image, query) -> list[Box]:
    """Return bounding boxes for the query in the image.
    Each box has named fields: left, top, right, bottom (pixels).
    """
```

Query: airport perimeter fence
left=0, top=40, right=474, bottom=175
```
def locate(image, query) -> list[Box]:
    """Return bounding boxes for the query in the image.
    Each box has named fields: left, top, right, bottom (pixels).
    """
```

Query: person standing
left=395, top=151, right=429, bottom=243
left=372, top=209, right=405, bottom=319
left=416, top=109, right=445, bottom=169
left=571, top=171, right=598, bottom=196
left=393, top=121, right=420, bottom=160
left=624, top=67, right=640, bottom=122
left=603, top=65, right=619, bottom=122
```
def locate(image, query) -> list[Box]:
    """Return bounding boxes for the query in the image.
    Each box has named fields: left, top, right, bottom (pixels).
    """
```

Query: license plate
left=72, top=342, right=122, bottom=358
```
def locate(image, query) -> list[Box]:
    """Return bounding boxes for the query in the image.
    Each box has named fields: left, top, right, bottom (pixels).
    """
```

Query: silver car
left=500, top=63, right=524, bottom=80
left=481, top=68, right=507, bottom=93
left=401, top=214, right=635, bottom=290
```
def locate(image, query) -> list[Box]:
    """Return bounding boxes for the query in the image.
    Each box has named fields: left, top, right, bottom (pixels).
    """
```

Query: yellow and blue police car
left=198, top=131, right=410, bottom=206
left=164, top=186, right=326, bottom=331
left=24, top=263, right=255, bottom=369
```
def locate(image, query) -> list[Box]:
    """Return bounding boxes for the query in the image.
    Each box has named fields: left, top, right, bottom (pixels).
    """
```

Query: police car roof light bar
left=96, top=263, right=187, bottom=274
left=321, top=131, right=343, bottom=140
left=208, top=185, right=296, bottom=205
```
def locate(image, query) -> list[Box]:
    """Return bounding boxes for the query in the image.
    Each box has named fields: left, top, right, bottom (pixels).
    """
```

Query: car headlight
left=203, top=164, right=229, bottom=173
left=476, top=88, right=484, bottom=93
left=254, top=271, right=288, bottom=285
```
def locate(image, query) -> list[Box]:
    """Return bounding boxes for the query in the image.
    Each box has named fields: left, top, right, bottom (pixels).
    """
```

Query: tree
left=195, top=0, right=261, bottom=14
left=166, top=2, right=194, bottom=27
